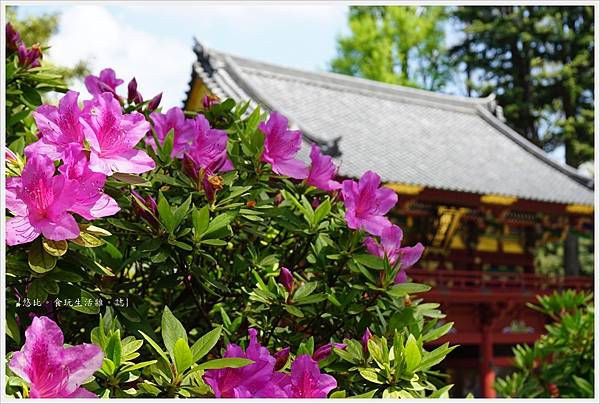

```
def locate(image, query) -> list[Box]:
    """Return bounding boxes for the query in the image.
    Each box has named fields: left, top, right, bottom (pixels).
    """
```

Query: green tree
left=6, top=6, right=89, bottom=82
left=330, top=6, right=451, bottom=91
left=450, top=6, right=594, bottom=168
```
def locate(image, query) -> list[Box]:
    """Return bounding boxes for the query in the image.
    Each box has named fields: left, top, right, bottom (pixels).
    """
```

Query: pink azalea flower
left=5, top=155, right=80, bottom=245
left=203, top=329, right=287, bottom=398
left=9, top=316, right=103, bottom=398
left=81, top=93, right=155, bottom=176
left=25, top=91, right=86, bottom=161
left=182, top=115, right=233, bottom=201
left=58, top=145, right=120, bottom=220
left=364, top=224, right=424, bottom=284
left=286, top=354, right=337, bottom=398
left=186, top=114, right=232, bottom=171
left=341, top=171, right=397, bottom=236
left=148, top=107, right=195, bottom=158
left=84, top=68, right=123, bottom=97
left=306, top=144, right=341, bottom=191
left=259, top=112, right=308, bottom=179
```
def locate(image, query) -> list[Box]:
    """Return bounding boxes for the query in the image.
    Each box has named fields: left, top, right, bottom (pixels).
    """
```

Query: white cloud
left=48, top=5, right=195, bottom=108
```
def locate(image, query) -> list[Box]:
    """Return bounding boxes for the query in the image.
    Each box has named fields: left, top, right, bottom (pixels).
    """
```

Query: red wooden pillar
left=480, top=327, right=496, bottom=398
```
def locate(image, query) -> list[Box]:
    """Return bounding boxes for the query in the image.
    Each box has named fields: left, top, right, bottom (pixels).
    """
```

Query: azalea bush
left=4, top=23, right=455, bottom=399
left=494, top=290, right=594, bottom=398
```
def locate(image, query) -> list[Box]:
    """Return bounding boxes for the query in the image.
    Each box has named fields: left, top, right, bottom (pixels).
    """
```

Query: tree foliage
left=450, top=6, right=594, bottom=167
left=330, top=6, right=452, bottom=91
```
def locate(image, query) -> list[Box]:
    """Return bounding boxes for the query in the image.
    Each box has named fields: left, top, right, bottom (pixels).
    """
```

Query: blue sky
left=17, top=4, right=349, bottom=107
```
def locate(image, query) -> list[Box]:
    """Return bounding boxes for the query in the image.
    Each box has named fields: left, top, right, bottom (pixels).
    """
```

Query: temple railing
left=406, top=268, right=593, bottom=293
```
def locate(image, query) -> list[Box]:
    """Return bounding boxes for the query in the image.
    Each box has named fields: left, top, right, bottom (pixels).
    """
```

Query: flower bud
left=5, top=147, right=24, bottom=176
left=361, top=327, right=373, bottom=352
left=312, top=342, right=347, bottom=362
left=147, top=92, right=162, bottom=112
left=279, top=267, right=294, bottom=292
left=6, top=23, right=21, bottom=53
left=131, top=190, right=159, bottom=228
left=274, top=192, right=283, bottom=206
left=202, top=94, right=219, bottom=109
left=273, top=347, right=290, bottom=371
left=127, top=77, right=143, bottom=104
left=311, top=197, right=320, bottom=209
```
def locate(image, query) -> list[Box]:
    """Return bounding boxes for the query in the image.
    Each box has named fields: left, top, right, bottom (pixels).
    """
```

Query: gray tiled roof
left=186, top=40, right=594, bottom=205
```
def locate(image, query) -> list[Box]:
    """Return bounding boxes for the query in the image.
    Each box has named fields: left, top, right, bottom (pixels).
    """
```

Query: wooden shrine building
left=184, top=40, right=595, bottom=398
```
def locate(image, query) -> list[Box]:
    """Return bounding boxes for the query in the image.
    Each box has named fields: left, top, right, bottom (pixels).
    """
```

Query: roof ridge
left=214, top=50, right=498, bottom=113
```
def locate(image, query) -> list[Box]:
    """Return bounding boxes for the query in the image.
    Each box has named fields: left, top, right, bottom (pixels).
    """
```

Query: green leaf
left=428, top=384, right=454, bottom=398
left=28, top=240, right=57, bottom=273
left=159, top=128, right=175, bottom=162
left=192, top=205, right=210, bottom=238
left=387, top=282, right=431, bottom=298
left=42, top=239, right=68, bottom=256
left=293, top=282, right=317, bottom=301
left=119, top=360, right=158, bottom=373
left=80, top=224, right=112, bottom=237
left=313, top=198, right=331, bottom=225
left=173, top=195, right=192, bottom=229
left=191, top=325, right=222, bottom=362
left=329, top=390, right=346, bottom=398
left=27, top=279, right=48, bottom=303
left=6, top=311, right=21, bottom=345
left=139, top=331, right=170, bottom=365
left=423, top=322, right=454, bottom=343
left=161, top=306, right=188, bottom=360
left=358, top=368, right=385, bottom=384
left=173, top=338, right=193, bottom=374
left=157, top=191, right=175, bottom=233
left=200, top=239, right=228, bottom=246
left=71, top=232, right=105, bottom=248
left=404, top=335, right=421, bottom=372
left=106, top=332, right=122, bottom=370
left=194, top=358, right=253, bottom=371
left=111, top=173, right=150, bottom=185
left=204, top=211, right=236, bottom=238
left=354, top=254, right=385, bottom=269
left=284, top=305, right=304, bottom=317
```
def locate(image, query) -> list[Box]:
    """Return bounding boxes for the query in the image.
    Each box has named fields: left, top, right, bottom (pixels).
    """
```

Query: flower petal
left=38, top=213, right=80, bottom=241
left=5, top=216, right=40, bottom=246
left=61, top=343, right=104, bottom=392
left=271, top=158, right=308, bottom=179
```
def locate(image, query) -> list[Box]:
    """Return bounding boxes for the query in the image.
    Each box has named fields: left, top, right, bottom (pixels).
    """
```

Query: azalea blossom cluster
left=256, top=113, right=424, bottom=282
left=204, top=329, right=337, bottom=398
left=5, top=87, right=154, bottom=245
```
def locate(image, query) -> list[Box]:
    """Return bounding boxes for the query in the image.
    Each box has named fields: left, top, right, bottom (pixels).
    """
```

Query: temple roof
left=185, top=40, right=594, bottom=205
